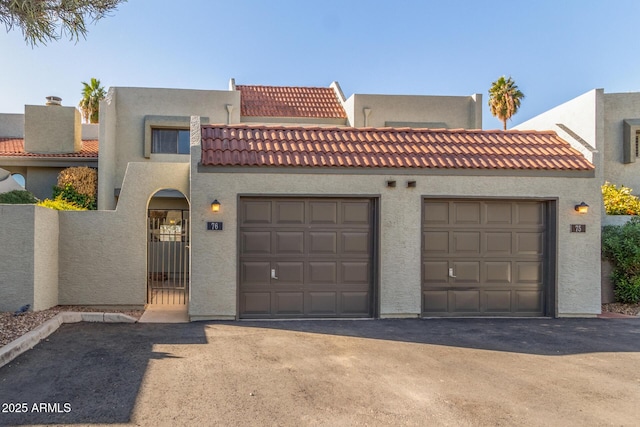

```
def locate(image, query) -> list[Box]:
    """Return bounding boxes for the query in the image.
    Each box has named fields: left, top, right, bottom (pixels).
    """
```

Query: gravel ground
left=0, top=305, right=144, bottom=347
left=602, top=302, right=640, bottom=316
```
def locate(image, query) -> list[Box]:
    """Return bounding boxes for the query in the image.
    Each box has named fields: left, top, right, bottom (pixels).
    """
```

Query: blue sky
left=1, top=0, right=639, bottom=129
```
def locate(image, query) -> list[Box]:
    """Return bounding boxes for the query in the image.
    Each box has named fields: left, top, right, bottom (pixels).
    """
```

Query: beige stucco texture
left=98, top=87, right=239, bottom=210
left=0, top=205, right=58, bottom=312
left=58, top=162, right=189, bottom=306
left=343, top=93, right=482, bottom=129
left=189, top=167, right=601, bottom=320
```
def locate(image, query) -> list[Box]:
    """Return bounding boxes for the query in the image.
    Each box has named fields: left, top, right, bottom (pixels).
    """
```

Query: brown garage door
left=422, top=199, right=548, bottom=316
left=239, top=198, right=374, bottom=318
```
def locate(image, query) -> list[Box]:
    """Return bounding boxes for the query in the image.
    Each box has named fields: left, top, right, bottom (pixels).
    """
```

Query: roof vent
left=45, top=96, right=62, bottom=106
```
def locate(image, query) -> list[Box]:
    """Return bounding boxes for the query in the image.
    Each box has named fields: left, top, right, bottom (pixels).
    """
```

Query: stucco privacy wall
left=58, top=162, right=189, bottom=305
left=344, top=94, right=482, bottom=129
left=98, top=87, right=239, bottom=210
left=189, top=138, right=601, bottom=319
left=515, top=89, right=602, bottom=167
left=0, top=205, right=58, bottom=312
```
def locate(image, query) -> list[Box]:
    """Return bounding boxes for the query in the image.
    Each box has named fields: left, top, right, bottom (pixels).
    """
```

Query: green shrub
left=0, top=190, right=38, bottom=204
left=37, top=196, right=86, bottom=211
left=613, top=276, right=640, bottom=304
left=602, top=181, right=640, bottom=215
left=53, top=183, right=96, bottom=210
left=602, top=217, right=640, bottom=303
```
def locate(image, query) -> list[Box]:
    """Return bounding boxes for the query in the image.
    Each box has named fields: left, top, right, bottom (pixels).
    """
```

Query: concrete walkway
left=138, top=304, right=189, bottom=323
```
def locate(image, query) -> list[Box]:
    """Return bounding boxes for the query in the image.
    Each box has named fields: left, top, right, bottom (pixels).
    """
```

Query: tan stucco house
left=0, top=80, right=602, bottom=318
left=0, top=99, right=98, bottom=200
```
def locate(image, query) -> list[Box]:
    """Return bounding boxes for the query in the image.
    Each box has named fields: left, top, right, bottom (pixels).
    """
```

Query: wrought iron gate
left=147, top=210, right=189, bottom=304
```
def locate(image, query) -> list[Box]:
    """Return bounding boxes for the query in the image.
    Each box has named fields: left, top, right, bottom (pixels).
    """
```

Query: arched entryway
left=147, top=189, right=190, bottom=305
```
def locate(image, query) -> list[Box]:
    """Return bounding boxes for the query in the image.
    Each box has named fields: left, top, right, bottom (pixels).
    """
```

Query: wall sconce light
left=574, top=202, right=589, bottom=214
left=211, top=199, right=221, bottom=213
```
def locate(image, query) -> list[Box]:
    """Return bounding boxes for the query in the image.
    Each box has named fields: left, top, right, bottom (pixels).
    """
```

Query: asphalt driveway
left=1, top=318, right=639, bottom=426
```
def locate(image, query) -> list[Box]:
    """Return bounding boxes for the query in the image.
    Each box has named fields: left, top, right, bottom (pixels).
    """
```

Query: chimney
left=24, top=96, right=81, bottom=154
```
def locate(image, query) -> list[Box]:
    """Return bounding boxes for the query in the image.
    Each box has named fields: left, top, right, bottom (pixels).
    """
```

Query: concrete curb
left=0, top=312, right=138, bottom=369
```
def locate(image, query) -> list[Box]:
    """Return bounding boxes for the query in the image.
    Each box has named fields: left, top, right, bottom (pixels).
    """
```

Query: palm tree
left=488, top=76, right=525, bottom=130
left=78, top=78, right=106, bottom=124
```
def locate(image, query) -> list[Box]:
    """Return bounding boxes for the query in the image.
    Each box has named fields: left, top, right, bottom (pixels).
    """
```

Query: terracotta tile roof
left=0, top=138, right=98, bottom=158
left=236, top=85, right=347, bottom=119
left=200, top=125, right=594, bottom=171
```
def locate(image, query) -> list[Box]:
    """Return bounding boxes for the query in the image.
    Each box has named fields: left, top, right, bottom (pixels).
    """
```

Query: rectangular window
left=636, top=132, right=639, bottom=158
left=151, top=129, right=190, bottom=154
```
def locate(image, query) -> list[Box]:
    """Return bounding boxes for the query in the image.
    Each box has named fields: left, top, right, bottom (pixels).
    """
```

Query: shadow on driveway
left=227, top=317, right=640, bottom=356
left=0, top=318, right=639, bottom=425
left=0, top=323, right=207, bottom=426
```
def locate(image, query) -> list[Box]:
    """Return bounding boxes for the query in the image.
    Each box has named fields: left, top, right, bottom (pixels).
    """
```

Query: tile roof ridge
left=202, top=123, right=562, bottom=137
left=236, top=84, right=336, bottom=91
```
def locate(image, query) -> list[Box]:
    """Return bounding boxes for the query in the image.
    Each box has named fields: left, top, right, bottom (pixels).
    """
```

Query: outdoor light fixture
left=211, top=199, right=221, bottom=213
left=574, top=202, right=589, bottom=214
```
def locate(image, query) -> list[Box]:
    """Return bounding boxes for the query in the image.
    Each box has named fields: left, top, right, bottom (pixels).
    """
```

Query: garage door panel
left=309, top=262, right=337, bottom=284
left=485, top=232, right=512, bottom=255
left=308, top=292, right=337, bottom=315
left=240, top=198, right=373, bottom=318
left=484, top=290, right=512, bottom=312
left=341, top=292, right=369, bottom=315
left=485, top=203, right=513, bottom=224
left=275, top=201, right=305, bottom=224
left=423, top=290, right=449, bottom=313
left=342, top=232, right=369, bottom=254
left=453, top=232, right=480, bottom=254
left=424, top=202, right=449, bottom=224
left=516, top=233, right=543, bottom=255
left=342, top=202, right=370, bottom=225
left=423, top=261, right=449, bottom=284
left=423, top=199, right=547, bottom=317
left=452, top=261, right=480, bottom=283
left=309, top=232, right=337, bottom=254
left=309, top=201, right=338, bottom=224
left=341, top=261, right=369, bottom=284
left=241, top=201, right=272, bottom=225
left=516, top=262, right=542, bottom=283
left=275, top=292, right=304, bottom=315
left=275, top=231, right=304, bottom=254
left=424, top=231, right=449, bottom=253
left=242, top=292, right=272, bottom=315
left=241, top=261, right=271, bottom=285
left=485, top=261, right=512, bottom=283
left=273, top=261, right=304, bottom=284
left=241, top=231, right=272, bottom=254
left=451, top=290, right=480, bottom=312
left=516, top=203, right=544, bottom=225
left=454, top=202, right=481, bottom=224
left=515, top=290, right=543, bottom=312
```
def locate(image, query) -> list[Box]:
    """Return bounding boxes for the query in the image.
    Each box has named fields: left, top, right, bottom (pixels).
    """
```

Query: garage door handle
left=271, top=269, right=278, bottom=280
left=448, top=268, right=456, bottom=278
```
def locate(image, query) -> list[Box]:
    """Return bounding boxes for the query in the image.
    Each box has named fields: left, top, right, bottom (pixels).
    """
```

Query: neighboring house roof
left=237, top=85, right=347, bottom=119
left=0, top=138, right=98, bottom=158
left=200, top=125, right=595, bottom=171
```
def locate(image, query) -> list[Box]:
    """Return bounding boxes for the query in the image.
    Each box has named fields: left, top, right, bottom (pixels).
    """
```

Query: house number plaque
left=570, top=224, right=586, bottom=233
left=207, top=222, right=223, bottom=231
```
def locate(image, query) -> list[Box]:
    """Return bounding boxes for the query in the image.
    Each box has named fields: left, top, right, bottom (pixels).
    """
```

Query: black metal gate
left=147, top=210, right=189, bottom=304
